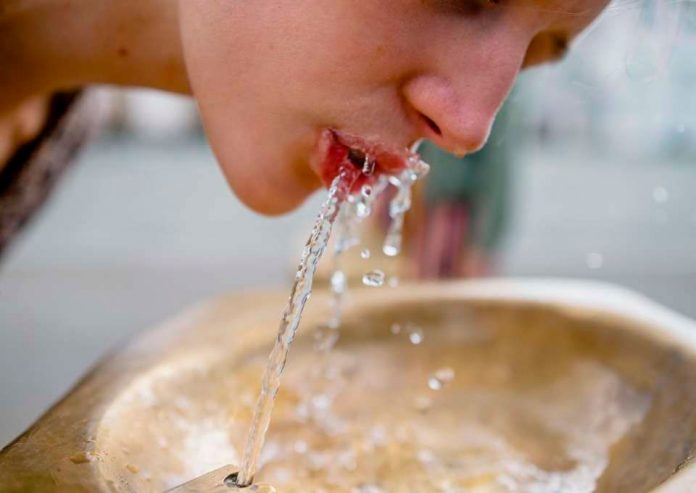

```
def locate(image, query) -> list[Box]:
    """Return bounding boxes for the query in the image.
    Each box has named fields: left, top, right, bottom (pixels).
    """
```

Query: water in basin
left=227, top=317, right=649, bottom=493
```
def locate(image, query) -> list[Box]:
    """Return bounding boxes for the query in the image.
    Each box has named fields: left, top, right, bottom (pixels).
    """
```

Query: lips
left=311, top=129, right=417, bottom=194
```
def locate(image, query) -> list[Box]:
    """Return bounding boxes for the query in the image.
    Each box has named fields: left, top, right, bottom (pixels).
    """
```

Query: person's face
left=179, top=0, right=609, bottom=214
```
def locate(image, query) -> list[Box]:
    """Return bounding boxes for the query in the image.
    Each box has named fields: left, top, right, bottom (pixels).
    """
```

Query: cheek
left=268, top=1, right=430, bottom=101
left=180, top=2, right=330, bottom=212
left=182, top=0, right=437, bottom=125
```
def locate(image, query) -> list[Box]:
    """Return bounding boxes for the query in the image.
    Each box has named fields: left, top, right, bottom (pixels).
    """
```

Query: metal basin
left=2, top=280, right=696, bottom=492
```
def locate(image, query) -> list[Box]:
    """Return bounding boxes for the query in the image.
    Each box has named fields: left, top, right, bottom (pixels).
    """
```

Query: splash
left=234, top=168, right=357, bottom=487
left=235, top=150, right=429, bottom=487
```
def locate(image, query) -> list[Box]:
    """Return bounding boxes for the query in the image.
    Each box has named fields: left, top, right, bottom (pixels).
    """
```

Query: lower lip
left=312, top=130, right=413, bottom=194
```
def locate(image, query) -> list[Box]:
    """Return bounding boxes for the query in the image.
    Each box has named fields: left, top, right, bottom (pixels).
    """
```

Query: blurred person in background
left=0, top=0, right=609, bottom=260
left=366, top=99, right=514, bottom=281
left=411, top=100, right=514, bottom=279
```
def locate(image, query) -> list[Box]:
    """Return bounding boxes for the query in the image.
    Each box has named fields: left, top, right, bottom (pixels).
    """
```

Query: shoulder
left=0, top=91, right=99, bottom=258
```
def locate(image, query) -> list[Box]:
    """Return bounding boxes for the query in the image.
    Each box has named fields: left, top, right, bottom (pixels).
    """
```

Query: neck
left=0, top=0, right=190, bottom=112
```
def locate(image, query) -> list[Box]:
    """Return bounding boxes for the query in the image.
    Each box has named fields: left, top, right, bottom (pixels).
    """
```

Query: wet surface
left=87, top=297, right=671, bottom=493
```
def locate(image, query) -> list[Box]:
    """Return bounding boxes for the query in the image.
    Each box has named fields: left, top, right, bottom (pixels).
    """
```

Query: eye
left=427, top=0, right=501, bottom=15
left=523, top=31, right=571, bottom=68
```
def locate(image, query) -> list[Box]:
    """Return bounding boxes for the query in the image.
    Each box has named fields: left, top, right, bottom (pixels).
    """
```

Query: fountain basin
left=1, top=279, right=696, bottom=492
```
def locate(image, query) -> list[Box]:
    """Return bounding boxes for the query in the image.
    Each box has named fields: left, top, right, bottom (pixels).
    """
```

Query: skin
left=0, top=0, right=609, bottom=214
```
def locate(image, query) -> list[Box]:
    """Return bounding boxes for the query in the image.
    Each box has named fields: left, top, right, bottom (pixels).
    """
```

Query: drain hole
left=225, top=472, right=252, bottom=489
left=224, top=472, right=239, bottom=487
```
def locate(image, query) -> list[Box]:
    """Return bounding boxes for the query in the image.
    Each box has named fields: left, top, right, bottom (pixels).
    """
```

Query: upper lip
left=308, top=128, right=420, bottom=188
left=330, top=129, right=414, bottom=166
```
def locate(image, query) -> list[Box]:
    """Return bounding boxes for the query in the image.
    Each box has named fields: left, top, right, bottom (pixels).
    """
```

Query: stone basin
left=1, top=280, right=696, bottom=492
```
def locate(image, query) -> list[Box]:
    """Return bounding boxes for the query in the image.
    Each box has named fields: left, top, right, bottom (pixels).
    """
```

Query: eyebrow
left=425, top=0, right=494, bottom=15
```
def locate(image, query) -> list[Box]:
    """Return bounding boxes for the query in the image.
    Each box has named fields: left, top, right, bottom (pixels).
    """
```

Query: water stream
left=235, top=153, right=429, bottom=487
left=234, top=167, right=358, bottom=487
left=223, top=146, right=648, bottom=493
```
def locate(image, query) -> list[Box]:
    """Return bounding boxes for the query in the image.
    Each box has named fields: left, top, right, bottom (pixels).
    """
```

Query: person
left=0, top=0, right=610, bottom=257
left=412, top=99, right=514, bottom=279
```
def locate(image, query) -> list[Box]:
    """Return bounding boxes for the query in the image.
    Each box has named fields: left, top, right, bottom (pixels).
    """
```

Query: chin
left=222, top=158, right=321, bottom=216
left=235, top=186, right=316, bottom=216
left=210, top=125, right=415, bottom=216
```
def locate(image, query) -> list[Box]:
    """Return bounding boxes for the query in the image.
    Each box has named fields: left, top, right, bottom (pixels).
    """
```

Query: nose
left=402, top=32, right=529, bottom=156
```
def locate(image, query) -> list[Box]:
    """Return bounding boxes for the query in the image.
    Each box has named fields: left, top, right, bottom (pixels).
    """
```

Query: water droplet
left=390, top=323, right=402, bottom=335
left=427, top=377, right=442, bottom=391
left=388, top=175, right=403, bottom=188
left=311, top=393, right=332, bottom=411
left=410, top=139, right=424, bottom=153
left=653, top=187, right=669, bottom=204
left=330, top=270, right=347, bottom=294
left=313, top=324, right=339, bottom=352
left=428, top=367, right=455, bottom=390
left=361, top=185, right=373, bottom=198
left=362, top=156, right=376, bottom=176
left=383, top=186, right=409, bottom=257
left=360, top=249, right=371, bottom=260
left=362, top=270, right=385, bottom=287
left=409, top=327, right=424, bottom=345
left=382, top=243, right=400, bottom=257
left=586, top=252, right=604, bottom=270
left=435, top=367, right=454, bottom=380
left=389, top=191, right=411, bottom=217
left=409, top=157, right=431, bottom=180
left=355, top=200, right=371, bottom=219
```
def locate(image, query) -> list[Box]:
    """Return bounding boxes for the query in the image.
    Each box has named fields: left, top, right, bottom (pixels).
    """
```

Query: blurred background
left=1, top=1, right=695, bottom=446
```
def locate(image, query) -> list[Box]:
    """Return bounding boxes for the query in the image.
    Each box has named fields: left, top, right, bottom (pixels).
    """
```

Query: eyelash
left=435, top=0, right=501, bottom=16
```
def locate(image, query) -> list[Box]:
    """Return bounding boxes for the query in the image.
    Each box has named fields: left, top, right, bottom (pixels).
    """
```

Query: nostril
left=419, top=113, right=442, bottom=136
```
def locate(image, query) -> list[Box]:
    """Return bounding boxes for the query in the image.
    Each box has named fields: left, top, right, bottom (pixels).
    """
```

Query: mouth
left=310, top=129, right=418, bottom=193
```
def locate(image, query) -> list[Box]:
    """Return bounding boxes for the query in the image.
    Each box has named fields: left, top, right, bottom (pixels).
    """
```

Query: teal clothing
left=418, top=100, right=516, bottom=252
